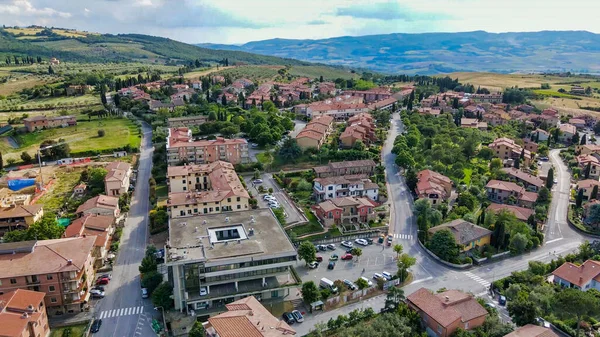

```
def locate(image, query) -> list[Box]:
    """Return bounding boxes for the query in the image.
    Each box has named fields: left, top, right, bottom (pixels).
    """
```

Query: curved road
left=93, top=122, right=157, bottom=337
left=295, top=112, right=591, bottom=336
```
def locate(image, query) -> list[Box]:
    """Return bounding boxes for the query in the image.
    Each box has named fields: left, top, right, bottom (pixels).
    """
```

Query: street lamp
left=154, top=306, right=167, bottom=335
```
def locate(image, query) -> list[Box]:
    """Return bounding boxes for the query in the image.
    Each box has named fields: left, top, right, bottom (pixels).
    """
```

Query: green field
left=533, top=89, right=581, bottom=99
left=288, top=65, right=358, bottom=80
left=50, top=324, right=88, bottom=337
left=0, top=117, right=141, bottom=162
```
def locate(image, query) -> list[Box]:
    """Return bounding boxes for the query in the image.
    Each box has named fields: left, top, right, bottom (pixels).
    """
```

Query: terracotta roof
left=314, top=174, right=369, bottom=187
left=64, top=214, right=114, bottom=247
left=559, top=123, right=577, bottom=135
left=0, top=289, right=46, bottom=337
left=577, top=154, right=600, bottom=166
left=416, top=170, right=452, bottom=199
left=296, top=129, right=325, bottom=141
left=207, top=296, right=295, bottom=337
left=76, top=195, right=119, bottom=214
left=501, top=168, right=544, bottom=187
left=552, top=259, right=600, bottom=288
left=487, top=204, right=534, bottom=222
left=0, top=205, right=42, bottom=220
left=578, top=179, right=600, bottom=189
left=486, top=180, right=523, bottom=193
left=504, top=325, right=559, bottom=337
left=428, top=219, right=492, bottom=245
left=168, top=137, right=247, bottom=149
left=105, top=161, right=131, bottom=183
left=316, top=197, right=375, bottom=212
left=407, top=288, right=487, bottom=328
left=0, top=236, right=96, bottom=278
left=310, top=115, right=334, bottom=126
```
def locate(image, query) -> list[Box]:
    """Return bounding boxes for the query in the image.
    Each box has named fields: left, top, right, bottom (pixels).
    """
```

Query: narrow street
left=92, top=122, right=157, bottom=337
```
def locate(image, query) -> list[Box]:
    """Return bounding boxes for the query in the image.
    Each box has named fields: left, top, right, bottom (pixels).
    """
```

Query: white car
left=355, top=238, right=368, bottom=246
left=269, top=203, right=280, bottom=208
left=326, top=244, right=336, bottom=250
left=341, top=241, right=353, bottom=248
left=308, top=261, right=319, bottom=269
left=263, top=195, right=276, bottom=201
left=200, top=287, right=208, bottom=296
left=90, top=289, right=104, bottom=296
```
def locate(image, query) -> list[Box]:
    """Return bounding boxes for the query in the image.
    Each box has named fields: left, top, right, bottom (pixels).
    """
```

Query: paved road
left=294, top=113, right=591, bottom=336
left=244, top=173, right=305, bottom=225
left=93, top=122, right=157, bottom=337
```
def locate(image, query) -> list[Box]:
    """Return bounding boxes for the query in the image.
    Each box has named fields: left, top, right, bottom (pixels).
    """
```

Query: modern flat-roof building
left=165, top=210, right=299, bottom=313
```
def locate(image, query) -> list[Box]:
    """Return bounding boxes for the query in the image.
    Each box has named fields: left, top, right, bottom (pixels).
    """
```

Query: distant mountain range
left=0, top=27, right=311, bottom=66
left=198, top=31, right=600, bottom=75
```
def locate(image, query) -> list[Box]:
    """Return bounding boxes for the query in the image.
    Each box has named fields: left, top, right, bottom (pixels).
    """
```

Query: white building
left=313, top=174, right=379, bottom=202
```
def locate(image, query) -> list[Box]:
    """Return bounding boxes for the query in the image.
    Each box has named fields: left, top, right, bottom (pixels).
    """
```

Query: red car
left=96, top=278, right=110, bottom=285
left=315, top=255, right=323, bottom=262
left=341, top=253, right=353, bottom=260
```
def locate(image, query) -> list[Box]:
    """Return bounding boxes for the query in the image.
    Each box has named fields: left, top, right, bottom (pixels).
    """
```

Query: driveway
left=244, top=173, right=306, bottom=225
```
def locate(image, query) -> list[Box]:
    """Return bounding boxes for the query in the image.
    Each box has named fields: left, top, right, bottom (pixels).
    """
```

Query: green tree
left=139, top=255, right=157, bottom=274
left=394, top=150, right=415, bottom=169
left=537, top=187, right=550, bottom=203
left=208, top=110, right=217, bottom=121
left=87, top=167, right=107, bottom=192
left=356, top=278, right=368, bottom=289
left=151, top=282, right=173, bottom=310
left=279, top=138, right=302, bottom=163
left=576, top=188, right=584, bottom=208
left=592, top=185, right=599, bottom=200
left=427, top=229, right=459, bottom=262
left=594, top=121, right=600, bottom=135
left=587, top=203, right=600, bottom=224
left=509, top=233, right=529, bottom=254
left=350, top=247, right=362, bottom=261
left=508, top=297, right=538, bottom=326
left=298, top=241, right=317, bottom=265
left=384, top=287, right=405, bottom=311
left=3, top=213, right=64, bottom=242
left=546, top=168, right=554, bottom=189
left=188, top=321, right=205, bottom=337
left=301, top=281, right=320, bottom=305
left=397, top=253, right=416, bottom=282
left=393, top=244, right=403, bottom=259
left=553, top=288, right=600, bottom=337
left=98, top=129, right=105, bottom=137
left=141, top=270, right=163, bottom=294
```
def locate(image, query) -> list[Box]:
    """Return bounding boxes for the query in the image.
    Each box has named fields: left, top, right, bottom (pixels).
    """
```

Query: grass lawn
left=288, top=209, right=323, bottom=237
left=156, top=183, right=168, bottom=199
left=0, top=117, right=141, bottom=163
left=256, top=152, right=273, bottom=165
left=37, top=167, right=85, bottom=213
left=50, top=323, right=88, bottom=337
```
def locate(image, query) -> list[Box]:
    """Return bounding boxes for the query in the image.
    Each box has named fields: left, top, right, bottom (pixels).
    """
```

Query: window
left=182, top=180, right=186, bottom=184
left=183, top=187, right=187, bottom=191
left=50, top=298, right=57, bottom=303
left=46, top=275, right=53, bottom=280
left=216, top=207, right=220, bottom=211
left=194, top=208, right=198, bottom=213
left=227, top=198, right=231, bottom=203
left=180, top=211, right=185, bottom=216
left=237, top=205, right=241, bottom=209
left=49, top=285, right=55, bottom=292
left=237, top=197, right=240, bottom=202
left=437, top=324, right=442, bottom=333
left=464, top=322, right=469, bottom=329
left=10, top=278, right=17, bottom=284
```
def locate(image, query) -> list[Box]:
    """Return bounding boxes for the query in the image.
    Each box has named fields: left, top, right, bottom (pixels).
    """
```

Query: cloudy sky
left=1, top=0, right=599, bottom=44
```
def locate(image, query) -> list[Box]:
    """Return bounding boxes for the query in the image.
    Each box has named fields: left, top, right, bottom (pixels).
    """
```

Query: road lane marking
left=411, top=276, right=433, bottom=284
left=99, top=306, right=144, bottom=320
left=464, top=272, right=491, bottom=288
left=393, top=233, right=413, bottom=240
left=546, top=238, right=564, bottom=244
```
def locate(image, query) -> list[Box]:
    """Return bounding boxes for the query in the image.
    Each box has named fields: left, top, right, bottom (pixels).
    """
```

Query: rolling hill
left=198, top=31, right=600, bottom=75
left=0, top=27, right=311, bottom=66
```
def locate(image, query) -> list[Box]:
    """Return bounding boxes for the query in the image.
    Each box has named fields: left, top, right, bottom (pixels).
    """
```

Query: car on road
left=355, top=238, right=368, bottom=246
left=253, top=179, right=263, bottom=184
left=327, top=243, right=336, bottom=250
left=341, top=241, right=353, bottom=248
left=308, top=261, right=319, bottom=269
left=540, top=157, right=549, bottom=161
left=200, top=287, right=208, bottom=296
left=341, top=253, right=353, bottom=260
left=91, top=319, right=102, bottom=333
left=292, top=310, right=304, bottom=323
left=141, top=288, right=149, bottom=299
left=282, top=312, right=295, bottom=324
left=316, top=255, right=323, bottom=262
left=553, top=179, right=558, bottom=184
left=343, top=279, right=357, bottom=290
left=329, top=254, right=339, bottom=261
left=96, top=278, right=109, bottom=285
left=345, top=248, right=354, bottom=254
left=268, top=202, right=280, bottom=208
left=328, top=261, right=336, bottom=270
left=485, top=303, right=496, bottom=309
left=498, top=295, right=507, bottom=306
left=90, top=289, right=104, bottom=296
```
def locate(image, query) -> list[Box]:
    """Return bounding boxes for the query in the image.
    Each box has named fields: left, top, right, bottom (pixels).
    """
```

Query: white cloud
left=0, top=0, right=71, bottom=18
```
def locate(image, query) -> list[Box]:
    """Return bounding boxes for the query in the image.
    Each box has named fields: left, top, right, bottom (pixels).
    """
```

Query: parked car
left=343, top=279, right=357, bottom=290
left=97, top=273, right=112, bottom=280
left=341, top=241, right=353, bottom=248
left=382, top=271, right=392, bottom=280
left=360, top=276, right=373, bottom=287
left=90, top=319, right=102, bottom=333
left=373, top=273, right=384, bottom=280
left=329, top=254, right=339, bottom=261
left=263, top=195, right=276, bottom=201
left=328, top=261, right=336, bottom=270
left=291, top=310, right=304, bottom=323
left=308, top=261, right=319, bottom=269
left=141, top=288, right=149, bottom=299
left=341, top=253, right=353, bottom=260
left=499, top=295, right=507, bottom=306
left=327, top=243, right=336, bottom=250
left=355, top=238, right=368, bottom=246
left=200, top=287, right=208, bottom=296
left=316, top=255, right=323, bottom=262
left=366, top=238, right=374, bottom=245
left=90, top=289, right=104, bottom=296
left=318, top=245, right=327, bottom=251
left=251, top=143, right=259, bottom=148
left=253, top=179, right=263, bottom=184
left=282, top=312, right=295, bottom=324
left=92, top=286, right=105, bottom=292
left=96, top=278, right=109, bottom=285
left=268, top=203, right=280, bottom=208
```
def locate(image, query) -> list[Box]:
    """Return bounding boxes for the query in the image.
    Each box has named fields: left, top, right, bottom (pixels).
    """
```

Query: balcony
left=26, top=278, right=40, bottom=285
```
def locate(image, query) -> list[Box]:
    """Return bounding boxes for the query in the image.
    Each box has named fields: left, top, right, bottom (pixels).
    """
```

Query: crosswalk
left=98, top=306, right=144, bottom=319
left=464, top=272, right=491, bottom=288
left=392, top=233, right=413, bottom=240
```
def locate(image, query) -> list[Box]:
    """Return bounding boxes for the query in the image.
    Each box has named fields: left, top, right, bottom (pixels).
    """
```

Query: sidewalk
left=48, top=310, right=94, bottom=328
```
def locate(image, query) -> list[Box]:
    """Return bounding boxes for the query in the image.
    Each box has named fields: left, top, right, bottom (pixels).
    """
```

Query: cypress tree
left=576, top=189, right=584, bottom=208
left=591, top=185, right=599, bottom=200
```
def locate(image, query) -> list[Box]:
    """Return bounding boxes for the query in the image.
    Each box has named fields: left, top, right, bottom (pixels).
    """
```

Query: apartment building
left=0, top=289, right=50, bottom=337
left=559, top=123, right=577, bottom=144
left=415, top=170, right=453, bottom=205
left=486, top=180, right=538, bottom=209
left=63, top=214, right=115, bottom=268
left=313, top=160, right=376, bottom=178
left=500, top=167, right=544, bottom=192
left=488, top=137, right=532, bottom=166
left=167, top=161, right=250, bottom=218
left=0, top=237, right=96, bottom=316
left=313, top=196, right=377, bottom=227
left=167, top=115, right=208, bottom=128
left=166, top=128, right=249, bottom=166
left=470, top=93, right=503, bottom=104
left=22, top=115, right=77, bottom=132
left=166, top=209, right=299, bottom=312
left=0, top=205, right=44, bottom=237
left=313, top=174, right=379, bottom=202
left=344, top=87, right=392, bottom=103
left=104, top=161, right=132, bottom=196
left=295, top=116, right=333, bottom=150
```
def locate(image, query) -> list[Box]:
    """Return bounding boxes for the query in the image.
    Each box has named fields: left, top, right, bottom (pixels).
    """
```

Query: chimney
left=21, top=312, right=28, bottom=319
left=445, top=296, right=450, bottom=302
left=67, top=259, right=72, bottom=265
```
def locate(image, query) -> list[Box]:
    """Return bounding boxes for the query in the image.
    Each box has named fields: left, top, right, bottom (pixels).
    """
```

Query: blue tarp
left=8, top=179, right=36, bottom=191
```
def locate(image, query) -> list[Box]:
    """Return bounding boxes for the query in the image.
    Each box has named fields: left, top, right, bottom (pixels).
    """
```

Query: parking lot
left=244, top=174, right=306, bottom=224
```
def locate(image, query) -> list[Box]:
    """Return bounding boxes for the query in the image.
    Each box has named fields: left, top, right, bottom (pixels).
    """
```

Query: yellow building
left=167, top=161, right=250, bottom=218
left=0, top=205, right=44, bottom=237
left=428, top=219, right=492, bottom=252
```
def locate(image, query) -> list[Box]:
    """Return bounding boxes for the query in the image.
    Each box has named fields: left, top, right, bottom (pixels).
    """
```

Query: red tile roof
left=407, top=288, right=487, bottom=328
left=552, top=259, right=600, bottom=288
left=487, top=204, right=534, bottom=222
left=504, top=325, right=559, bottom=337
